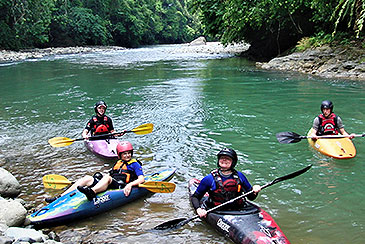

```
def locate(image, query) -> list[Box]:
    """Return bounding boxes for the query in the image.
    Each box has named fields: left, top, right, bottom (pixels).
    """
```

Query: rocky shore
left=258, top=43, right=365, bottom=81
left=0, top=167, right=63, bottom=244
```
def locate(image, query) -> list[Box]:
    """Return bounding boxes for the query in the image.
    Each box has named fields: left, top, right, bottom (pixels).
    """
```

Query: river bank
left=1, top=41, right=364, bottom=81
left=257, top=42, right=365, bottom=81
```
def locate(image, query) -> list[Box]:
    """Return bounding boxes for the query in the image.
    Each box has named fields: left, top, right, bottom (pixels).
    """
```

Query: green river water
left=0, top=45, right=364, bottom=243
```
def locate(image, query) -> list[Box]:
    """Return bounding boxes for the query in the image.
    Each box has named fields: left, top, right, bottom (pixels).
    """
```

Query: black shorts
left=108, top=178, right=126, bottom=189
left=90, top=172, right=104, bottom=187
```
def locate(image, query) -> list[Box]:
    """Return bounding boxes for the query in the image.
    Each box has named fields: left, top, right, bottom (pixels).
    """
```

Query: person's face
left=218, top=156, right=233, bottom=170
left=97, top=105, right=106, bottom=115
left=322, top=108, right=331, bottom=117
left=120, top=150, right=132, bottom=161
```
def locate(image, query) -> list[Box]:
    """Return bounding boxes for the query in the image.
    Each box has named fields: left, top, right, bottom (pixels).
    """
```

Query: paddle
left=276, top=131, right=365, bottom=144
left=42, top=174, right=175, bottom=193
left=48, top=123, right=154, bottom=147
left=153, top=164, right=312, bottom=231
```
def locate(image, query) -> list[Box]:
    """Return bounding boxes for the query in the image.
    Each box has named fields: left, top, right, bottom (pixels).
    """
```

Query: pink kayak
left=84, top=138, right=119, bottom=159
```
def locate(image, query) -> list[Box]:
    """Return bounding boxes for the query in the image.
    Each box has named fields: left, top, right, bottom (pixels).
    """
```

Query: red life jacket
left=208, top=169, right=243, bottom=207
left=92, top=116, right=110, bottom=135
left=109, top=159, right=141, bottom=184
left=318, top=113, right=338, bottom=135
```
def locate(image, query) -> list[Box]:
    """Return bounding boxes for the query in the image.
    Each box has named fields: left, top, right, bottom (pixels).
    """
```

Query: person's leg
left=91, top=175, right=113, bottom=194
left=62, top=175, right=94, bottom=196
left=78, top=175, right=113, bottom=201
left=45, top=175, right=94, bottom=203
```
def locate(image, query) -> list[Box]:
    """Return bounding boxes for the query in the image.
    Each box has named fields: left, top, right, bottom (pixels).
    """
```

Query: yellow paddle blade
left=43, top=174, right=72, bottom=189
left=131, top=123, right=154, bottom=135
left=139, top=181, right=176, bottom=193
left=48, top=137, right=76, bottom=148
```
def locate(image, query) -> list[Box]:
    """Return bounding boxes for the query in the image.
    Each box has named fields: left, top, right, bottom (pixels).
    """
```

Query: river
left=0, top=44, right=364, bottom=244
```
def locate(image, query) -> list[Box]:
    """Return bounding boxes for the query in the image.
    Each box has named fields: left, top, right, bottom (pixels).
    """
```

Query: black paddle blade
left=153, top=217, right=189, bottom=231
left=276, top=131, right=303, bottom=144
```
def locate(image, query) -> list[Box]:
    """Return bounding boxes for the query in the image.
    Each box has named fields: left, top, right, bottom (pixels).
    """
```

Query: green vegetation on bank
left=0, top=0, right=363, bottom=61
left=192, top=0, right=364, bottom=60
left=0, top=0, right=202, bottom=50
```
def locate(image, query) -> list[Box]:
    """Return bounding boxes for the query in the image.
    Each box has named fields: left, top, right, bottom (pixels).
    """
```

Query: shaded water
left=0, top=45, right=364, bottom=243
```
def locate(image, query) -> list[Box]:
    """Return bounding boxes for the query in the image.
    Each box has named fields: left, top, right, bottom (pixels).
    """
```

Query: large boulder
left=189, top=36, right=207, bottom=46
left=0, top=168, right=21, bottom=198
left=0, top=199, right=27, bottom=226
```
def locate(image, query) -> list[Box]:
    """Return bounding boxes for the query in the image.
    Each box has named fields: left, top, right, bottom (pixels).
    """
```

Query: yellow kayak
left=307, top=128, right=356, bottom=159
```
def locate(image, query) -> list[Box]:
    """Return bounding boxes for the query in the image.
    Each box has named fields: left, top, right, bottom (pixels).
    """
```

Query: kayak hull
left=307, top=128, right=356, bottom=159
left=188, top=178, right=290, bottom=244
left=84, top=138, right=119, bottom=159
left=28, top=168, right=176, bottom=227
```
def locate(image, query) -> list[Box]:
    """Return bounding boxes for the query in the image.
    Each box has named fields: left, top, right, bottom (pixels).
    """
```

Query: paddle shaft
left=43, top=174, right=175, bottom=193
left=157, top=164, right=312, bottom=229
left=188, top=164, right=312, bottom=222
left=304, top=133, right=364, bottom=139
left=75, top=129, right=138, bottom=141
left=276, top=131, right=364, bottom=144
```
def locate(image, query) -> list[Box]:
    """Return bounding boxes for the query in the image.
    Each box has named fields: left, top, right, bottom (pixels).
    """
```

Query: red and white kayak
left=188, top=178, right=290, bottom=244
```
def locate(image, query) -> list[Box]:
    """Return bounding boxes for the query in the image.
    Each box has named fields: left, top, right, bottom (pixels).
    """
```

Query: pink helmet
left=116, top=141, right=133, bottom=158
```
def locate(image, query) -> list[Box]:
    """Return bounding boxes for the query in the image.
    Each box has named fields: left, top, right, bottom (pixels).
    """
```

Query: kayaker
left=45, top=141, right=144, bottom=203
left=310, top=100, right=355, bottom=140
left=191, top=148, right=261, bottom=218
left=82, top=100, right=118, bottom=139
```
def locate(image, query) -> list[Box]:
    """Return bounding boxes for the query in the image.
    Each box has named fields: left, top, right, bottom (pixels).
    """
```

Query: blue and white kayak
left=28, top=168, right=176, bottom=227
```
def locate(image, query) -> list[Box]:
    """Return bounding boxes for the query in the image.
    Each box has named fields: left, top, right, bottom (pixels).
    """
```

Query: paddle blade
left=43, top=174, right=72, bottom=189
left=139, top=181, right=176, bottom=193
left=276, top=132, right=303, bottom=144
left=153, top=217, right=189, bottom=231
left=131, top=123, right=154, bottom=135
left=48, top=137, right=76, bottom=147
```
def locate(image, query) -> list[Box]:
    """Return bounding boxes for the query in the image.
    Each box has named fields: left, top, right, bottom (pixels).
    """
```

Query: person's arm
left=311, top=117, right=320, bottom=140
left=238, top=172, right=260, bottom=201
left=123, top=175, right=145, bottom=196
left=337, top=117, right=354, bottom=139
left=246, top=185, right=261, bottom=201
left=82, top=128, right=89, bottom=139
left=192, top=176, right=213, bottom=218
left=123, top=162, right=144, bottom=196
left=82, top=118, right=93, bottom=139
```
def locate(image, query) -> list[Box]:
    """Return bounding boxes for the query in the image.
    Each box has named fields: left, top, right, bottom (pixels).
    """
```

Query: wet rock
left=0, top=168, right=21, bottom=198
left=0, top=199, right=27, bottom=227
left=5, top=227, right=47, bottom=242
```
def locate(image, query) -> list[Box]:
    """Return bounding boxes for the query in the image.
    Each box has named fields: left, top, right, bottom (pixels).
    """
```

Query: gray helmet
left=321, top=100, right=333, bottom=113
left=217, top=148, right=238, bottom=169
left=94, top=100, right=107, bottom=114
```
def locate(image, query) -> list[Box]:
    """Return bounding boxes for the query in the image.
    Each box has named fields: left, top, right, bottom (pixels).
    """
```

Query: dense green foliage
left=191, top=0, right=364, bottom=60
left=0, top=0, right=202, bottom=49
left=1, top=0, right=363, bottom=60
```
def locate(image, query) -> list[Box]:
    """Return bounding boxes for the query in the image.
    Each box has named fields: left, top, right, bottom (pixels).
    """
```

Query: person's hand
left=252, top=184, right=261, bottom=194
left=311, top=136, right=318, bottom=141
left=115, top=130, right=126, bottom=137
left=123, top=183, right=132, bottom=197
left=197, top=207, right=207, bottom=218
left=349, top=133, right=355, bottom=139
